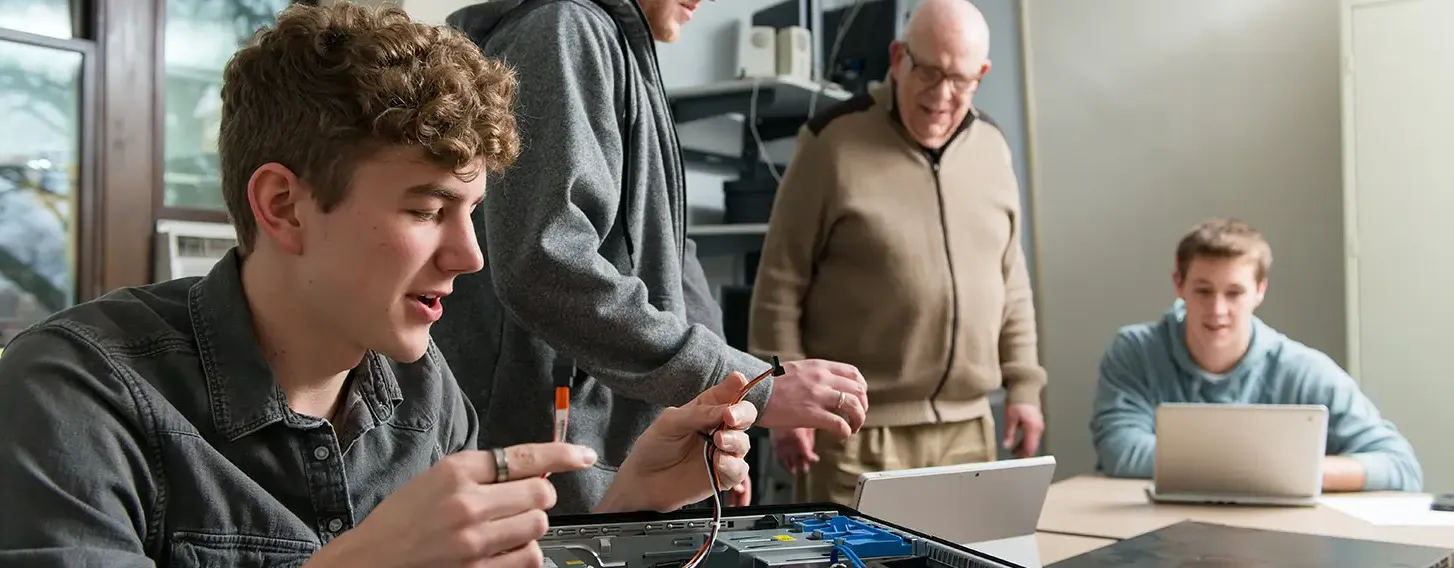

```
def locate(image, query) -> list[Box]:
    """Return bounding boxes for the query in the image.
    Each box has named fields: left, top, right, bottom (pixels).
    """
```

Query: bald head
left=890, top=0, right=991, bottom=149
left=903, top=0, right=990, bottom=62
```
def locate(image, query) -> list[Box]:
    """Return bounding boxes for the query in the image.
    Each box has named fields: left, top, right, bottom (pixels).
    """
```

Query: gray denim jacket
left=0, top=249, right=477, bottom=566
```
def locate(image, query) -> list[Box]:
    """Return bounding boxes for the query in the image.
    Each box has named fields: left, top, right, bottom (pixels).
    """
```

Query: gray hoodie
left=438, top=0, right=774, bottom=514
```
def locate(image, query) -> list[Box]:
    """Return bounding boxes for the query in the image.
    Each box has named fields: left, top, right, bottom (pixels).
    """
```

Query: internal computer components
left=542, top=505, right=1025, bottom=568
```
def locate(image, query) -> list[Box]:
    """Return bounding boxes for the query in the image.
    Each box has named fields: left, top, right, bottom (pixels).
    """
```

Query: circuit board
left=542, top=505, right=1025, bottom=568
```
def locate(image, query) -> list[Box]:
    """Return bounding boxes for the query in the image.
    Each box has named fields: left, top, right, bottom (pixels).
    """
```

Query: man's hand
left=305, top=443, right=597, bottom=568
left=1002, top=403, right=1045, bottom=458
left=771, top=427, right=818, bottom=475
left=1321, top=455, right=1368, bottom=492
left=727, top=477, right=752, bottom=507
left=759, top=359, right=868, bottom=439
left=597, top=372, right=759, bottom=513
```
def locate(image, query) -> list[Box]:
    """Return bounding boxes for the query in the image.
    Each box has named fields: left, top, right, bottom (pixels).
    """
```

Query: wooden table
left=1035, top=532, right=1116, bottom=564
left=1037, top=475, right=1454, bottom=549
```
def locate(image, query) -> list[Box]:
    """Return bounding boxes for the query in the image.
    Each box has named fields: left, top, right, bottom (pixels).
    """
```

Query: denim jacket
left=0, top=249, right=478, bottom=566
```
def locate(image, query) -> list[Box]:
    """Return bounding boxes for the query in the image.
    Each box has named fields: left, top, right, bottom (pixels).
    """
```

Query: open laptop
left=1147, top=403, right=1328, bottom=507
left=853, top=456, right=1057, bottom=568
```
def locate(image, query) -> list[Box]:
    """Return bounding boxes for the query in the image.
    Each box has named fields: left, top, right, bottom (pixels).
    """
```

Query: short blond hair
left=1175, top=218, right=1273, bottom=281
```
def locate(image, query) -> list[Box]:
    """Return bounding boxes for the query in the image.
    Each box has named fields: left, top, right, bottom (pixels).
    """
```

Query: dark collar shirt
left=0, top=248, right=478, bottom=566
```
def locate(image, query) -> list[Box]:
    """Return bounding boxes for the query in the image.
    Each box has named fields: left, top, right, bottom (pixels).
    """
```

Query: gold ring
left=835, top=391, right=846, bottom=412
left=492, top=447, right=510, bottom=483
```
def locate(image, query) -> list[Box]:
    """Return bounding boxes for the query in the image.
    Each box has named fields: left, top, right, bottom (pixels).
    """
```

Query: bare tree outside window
left=0, top=38, right=81, bottom=348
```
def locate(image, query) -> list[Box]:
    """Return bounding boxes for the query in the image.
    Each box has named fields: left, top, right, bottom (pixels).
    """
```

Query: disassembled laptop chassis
left=541, top=505, right=1024, bottom=568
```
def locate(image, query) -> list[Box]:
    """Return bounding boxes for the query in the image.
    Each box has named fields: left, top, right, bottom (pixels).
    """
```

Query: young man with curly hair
left=1091, top=218, right=1422, bottom=493
left=441, top=0, right=870, bottom=514
left=0, top=3, right=758, bottom=566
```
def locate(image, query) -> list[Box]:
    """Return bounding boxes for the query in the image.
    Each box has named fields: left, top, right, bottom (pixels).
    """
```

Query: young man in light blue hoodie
left=1090, top=218, right=1422, bottom=492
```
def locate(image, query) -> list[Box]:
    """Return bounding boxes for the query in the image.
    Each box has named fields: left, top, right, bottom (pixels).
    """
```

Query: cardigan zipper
left=925, top=156, right=958, bottom=423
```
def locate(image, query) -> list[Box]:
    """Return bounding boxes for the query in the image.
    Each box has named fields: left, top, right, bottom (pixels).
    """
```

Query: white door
left=1343, top=0, right=1454, bottom=494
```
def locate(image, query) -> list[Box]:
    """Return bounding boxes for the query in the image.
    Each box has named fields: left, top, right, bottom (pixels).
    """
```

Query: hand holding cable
left=679, top=359, right=782, bottom=568
left=592, top=369, right=761, bottom=515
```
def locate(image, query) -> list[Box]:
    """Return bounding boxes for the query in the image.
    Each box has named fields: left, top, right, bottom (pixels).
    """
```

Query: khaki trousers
left=795, top=416, right=997, bottom=507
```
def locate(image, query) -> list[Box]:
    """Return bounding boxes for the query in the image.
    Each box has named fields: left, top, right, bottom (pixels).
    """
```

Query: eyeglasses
left=904, top=48, right=981, bottom=93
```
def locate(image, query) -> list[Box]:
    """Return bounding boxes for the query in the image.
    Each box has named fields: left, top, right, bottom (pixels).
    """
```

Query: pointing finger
left=455, top=443, right=597, bottom=484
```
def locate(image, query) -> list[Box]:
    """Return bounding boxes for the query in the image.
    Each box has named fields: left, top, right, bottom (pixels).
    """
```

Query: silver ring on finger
left=492, top=447, right=510, bottom=483
left=835, top=391, right=846, bottom=413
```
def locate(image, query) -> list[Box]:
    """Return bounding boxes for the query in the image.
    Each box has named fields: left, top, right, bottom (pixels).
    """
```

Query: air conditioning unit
left=154, top=220, right=237, bottom=282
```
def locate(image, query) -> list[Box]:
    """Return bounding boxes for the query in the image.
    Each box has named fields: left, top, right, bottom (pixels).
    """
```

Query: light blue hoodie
left=1089, top=300, right=1423, bottom=492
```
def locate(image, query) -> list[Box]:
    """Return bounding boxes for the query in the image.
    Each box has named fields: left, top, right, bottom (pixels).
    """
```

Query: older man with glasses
left=746, top=0, right=1047, bottom=506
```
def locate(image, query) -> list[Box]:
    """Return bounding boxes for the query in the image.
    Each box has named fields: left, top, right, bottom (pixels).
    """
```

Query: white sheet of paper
left=1319, top=494, right=1454, bottom=527
left=962, top=535, right=1042, bottom=568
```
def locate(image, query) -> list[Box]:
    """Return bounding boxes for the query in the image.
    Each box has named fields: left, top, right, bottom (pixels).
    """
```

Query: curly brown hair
left=1175, top=217, right=1273, bottom=281
left=218, top=1, right=520, bottom=254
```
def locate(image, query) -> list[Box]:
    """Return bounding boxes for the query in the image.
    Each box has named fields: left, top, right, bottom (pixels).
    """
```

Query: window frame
left=0, top=14, right=102, bottom=305
left=152, top=0, right=320, bottom=225
left=93, top=0, right=162, bottom=292
left=1, top=0, right=339, bottom=298
left=153, top=0, right=229, bottom=223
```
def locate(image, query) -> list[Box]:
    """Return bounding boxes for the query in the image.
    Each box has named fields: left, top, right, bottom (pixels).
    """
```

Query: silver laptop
left=853, top=456, right=1057, bottom=568
left=1148, top=403, right=1328, bottom=506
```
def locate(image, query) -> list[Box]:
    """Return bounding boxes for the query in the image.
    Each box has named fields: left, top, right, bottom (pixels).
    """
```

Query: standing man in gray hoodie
left=438, top=0, right=870, bottom=514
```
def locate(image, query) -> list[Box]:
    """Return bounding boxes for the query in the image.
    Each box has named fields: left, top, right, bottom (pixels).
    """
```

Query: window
left=0, top=2, right=94, bottom=349
left=161, top=0, right=293, bottom=213
left=0, top=0, right=76, bottom=39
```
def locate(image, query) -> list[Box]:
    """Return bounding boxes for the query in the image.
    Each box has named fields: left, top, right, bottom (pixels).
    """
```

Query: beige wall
left=363, top=0, right=472, bottom=25
left=1343, top=0, right=1454, bottom=494
left=324, top=0, right=462, bottom=25
left=1023, top=0, right=1346, bottom=479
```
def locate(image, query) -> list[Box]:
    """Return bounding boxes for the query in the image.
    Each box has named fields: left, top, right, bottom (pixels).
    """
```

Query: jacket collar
left=188, top=248, right=403, bottom=441
left=875, top=78, right=978, bottom=157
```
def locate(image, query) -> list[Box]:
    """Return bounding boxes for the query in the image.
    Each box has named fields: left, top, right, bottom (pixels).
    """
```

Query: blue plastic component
left=793, top=516, right=912, bottom=559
